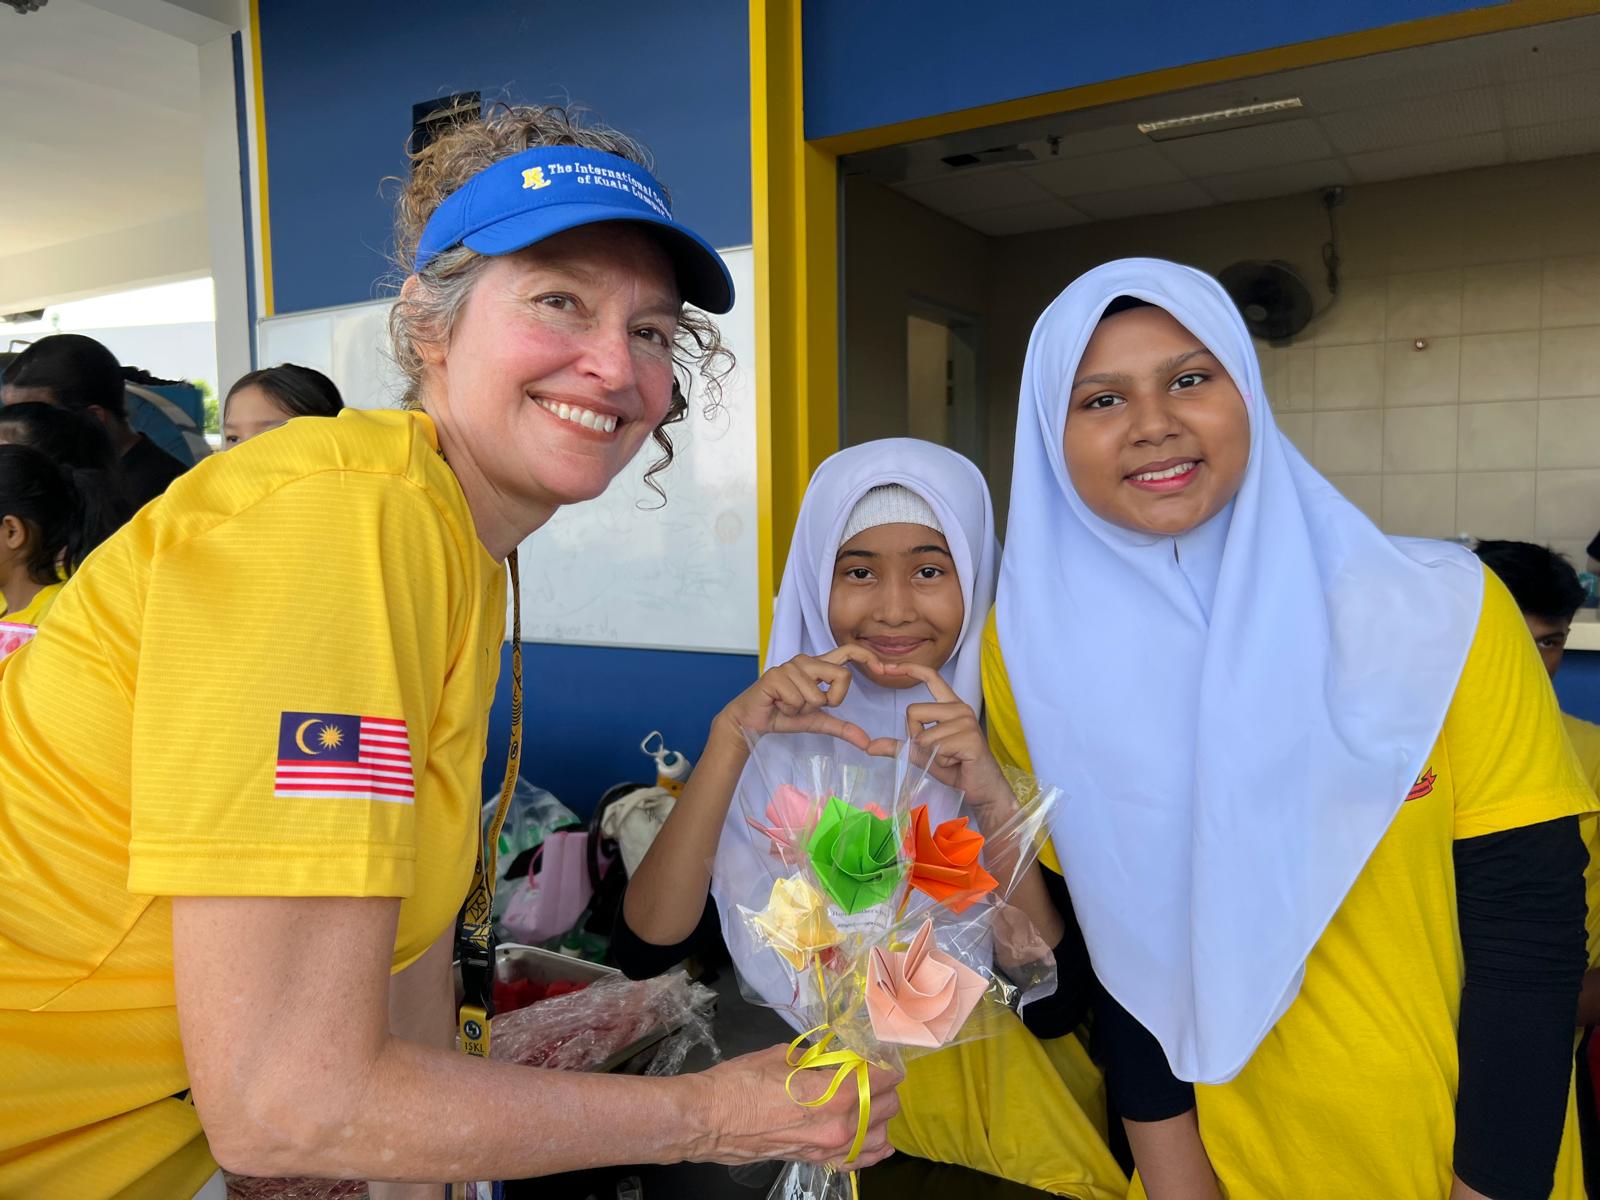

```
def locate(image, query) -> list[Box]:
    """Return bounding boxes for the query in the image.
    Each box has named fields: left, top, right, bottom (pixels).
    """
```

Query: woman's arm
left=621, top=646, right=883, bottom=949
left=174, top=895, right=900, bottom=1182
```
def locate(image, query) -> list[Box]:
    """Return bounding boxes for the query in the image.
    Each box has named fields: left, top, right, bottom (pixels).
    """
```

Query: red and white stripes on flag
left=273, top=715, right=415, bottom=803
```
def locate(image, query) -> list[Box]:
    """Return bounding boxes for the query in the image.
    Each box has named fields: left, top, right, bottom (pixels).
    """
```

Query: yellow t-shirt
left=1562, top=714, right=1600, bottom=967
left=983, top=572, right=1598, bottom=1199
left=0, top=409, right=505, bottom=1199
left=0, top=578, right=63, bottom=626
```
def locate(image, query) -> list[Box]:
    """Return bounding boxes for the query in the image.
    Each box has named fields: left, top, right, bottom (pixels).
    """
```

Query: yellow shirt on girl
left=983, top=572, right=1595, bottom=1199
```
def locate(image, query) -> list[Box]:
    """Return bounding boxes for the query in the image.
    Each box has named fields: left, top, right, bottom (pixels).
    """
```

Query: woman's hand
left=717, top=646, right=886, bottom=752
left=864, top=663, right=1014, bottom=818
left=690, top=1045, right=902, bottom=1169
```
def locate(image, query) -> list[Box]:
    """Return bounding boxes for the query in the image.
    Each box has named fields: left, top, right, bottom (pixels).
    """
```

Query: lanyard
left=455, top=554, right=522, bottom=1059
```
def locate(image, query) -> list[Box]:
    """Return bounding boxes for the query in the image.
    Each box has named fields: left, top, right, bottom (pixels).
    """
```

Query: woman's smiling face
left=1062, top=304, right=1250, bottom=537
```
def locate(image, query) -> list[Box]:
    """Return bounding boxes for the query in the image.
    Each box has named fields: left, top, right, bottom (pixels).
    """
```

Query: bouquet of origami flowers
left=729, top=733, right=1060, bottom=1200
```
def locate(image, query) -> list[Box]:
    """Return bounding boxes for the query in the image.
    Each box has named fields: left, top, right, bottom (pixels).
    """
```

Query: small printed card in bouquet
left=729, top=731, right=1061, bottom=1200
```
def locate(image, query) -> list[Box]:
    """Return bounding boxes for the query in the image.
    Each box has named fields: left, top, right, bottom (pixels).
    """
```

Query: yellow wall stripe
left=749, top=0, right=840, bottom=654
left=248, top=0, right=274, bottom=317
left=813, top=0, right=1598, bottom=157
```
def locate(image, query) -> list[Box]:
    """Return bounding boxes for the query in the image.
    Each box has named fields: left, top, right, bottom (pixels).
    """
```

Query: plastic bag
left=498, top=829, right=595, bottom=945
left=485, top=778, right=581, bottom=924
left=599, top=784, right=676, bottom=876
left=491, top=967, right=717, bottom=1073
left=730, top=733, right=1060, bottom=1199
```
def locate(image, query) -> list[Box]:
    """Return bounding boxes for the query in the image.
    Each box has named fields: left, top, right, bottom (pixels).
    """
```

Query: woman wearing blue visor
left=0, top=106, right=898, bottom=1199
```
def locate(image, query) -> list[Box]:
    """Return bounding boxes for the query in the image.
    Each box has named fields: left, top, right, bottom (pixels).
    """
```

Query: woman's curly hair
left=386, top=103, right=732, bottom=499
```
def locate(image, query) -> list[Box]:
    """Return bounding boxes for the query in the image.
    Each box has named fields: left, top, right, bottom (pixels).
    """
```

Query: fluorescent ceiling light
left=1137, top=98, right=1304, bottom=136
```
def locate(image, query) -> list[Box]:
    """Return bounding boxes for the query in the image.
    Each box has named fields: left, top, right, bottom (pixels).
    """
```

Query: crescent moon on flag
left=294, top=718, right=322, bottom=756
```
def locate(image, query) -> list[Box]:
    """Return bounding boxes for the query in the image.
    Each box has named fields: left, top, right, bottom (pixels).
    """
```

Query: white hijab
left=712, top=438, right=999, bottom=1025
left=997, top=258, right=1482, bottom=1084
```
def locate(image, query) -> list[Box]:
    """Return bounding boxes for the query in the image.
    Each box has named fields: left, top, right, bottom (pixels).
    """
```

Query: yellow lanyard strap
left=456, top=555, right=523, bottom=1059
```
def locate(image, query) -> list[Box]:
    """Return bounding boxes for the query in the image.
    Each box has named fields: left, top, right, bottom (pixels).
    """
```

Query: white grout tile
left=1538, top=397, right=1600, bottom=469
left=1314, top=342, right=1384, bottom=410
left=1387, top=269, right=1463, bottom=339
left=1313, top=409, right=1383, bottom=475
left=1456, top=471, right=1537, bottom=541
left=1326, top=474, right=1383, bottom=524
left=1542, top=255, right=1600, bottom=329
left=1382, top=472, right=1458, bottom=539
left=1458, top=331, right=1541, bottom=403
left=1535, top=469, right=1600, bottom=539
left=1460, top=261, right=1542, bottom=333
left=1457, top=400, right=1538, bottom=471
left=1385, top=337, right=1462, bottom=407
left=1539, top=327, right=1600, bottom=398
left=1383, top=406, right=1458, bottom=473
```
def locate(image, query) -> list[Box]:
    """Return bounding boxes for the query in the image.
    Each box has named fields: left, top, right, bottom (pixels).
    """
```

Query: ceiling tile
left=1502, top=70, right=1600, bottom=127
left=1201, top=159, right=1353, bottom=204
left=1507, top=119, right=1600, bottom=162
left=1320, top=88, right=1502, bottom=155
left=1071, top=180, right=1215, bottom=221
left=892, top=167, right=1054, bottom=216
left=961, top=199, right=1092, bottom=237
left=1158, top=119, right=1334, bottom=176
left=1024, top=146, right=1185, bottom=198
left=1345, top=131, right=1506, bottom=184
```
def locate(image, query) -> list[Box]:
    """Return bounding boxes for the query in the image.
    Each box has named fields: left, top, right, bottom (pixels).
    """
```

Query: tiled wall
left=987, top=154, right=1600, bottom=563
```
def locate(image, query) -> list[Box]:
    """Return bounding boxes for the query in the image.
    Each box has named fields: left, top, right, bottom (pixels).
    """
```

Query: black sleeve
left=1018, top=870, right=1195, bottom=1120
left=1453, top=816, right=1589, bottom=1200
left=1016, top=867, right=1094, bottom=1038
left=1092, top=979, right=1196, bottom=1123
left=609, top=893, right=720, bottom=980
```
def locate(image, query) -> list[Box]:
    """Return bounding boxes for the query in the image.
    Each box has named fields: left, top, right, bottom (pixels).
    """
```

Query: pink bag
left=500, top=830, right=594, bottom=944
left=0, top=621, right=37, bottom=662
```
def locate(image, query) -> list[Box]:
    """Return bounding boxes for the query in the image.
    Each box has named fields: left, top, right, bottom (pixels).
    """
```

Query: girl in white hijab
left=618, top=438, right=1126, bottom=1197
left=987, top=257, right=1595, bottom=1197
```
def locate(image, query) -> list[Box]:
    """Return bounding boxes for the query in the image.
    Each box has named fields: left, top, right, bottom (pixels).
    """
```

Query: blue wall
left=1557, top=651, right=1600, bottom=726
left=802, top=0, right=1505, bottom=140
left=257, top=0, right=752, bottom=314
left=481, top=642, right=757, bottom=817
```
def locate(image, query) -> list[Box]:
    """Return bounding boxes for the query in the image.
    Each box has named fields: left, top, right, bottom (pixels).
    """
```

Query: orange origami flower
left=906, top=803, right=998, bottom=913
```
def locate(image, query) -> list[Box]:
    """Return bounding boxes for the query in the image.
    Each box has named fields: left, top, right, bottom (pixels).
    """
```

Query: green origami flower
left=805, top=796, right=902, bottom=914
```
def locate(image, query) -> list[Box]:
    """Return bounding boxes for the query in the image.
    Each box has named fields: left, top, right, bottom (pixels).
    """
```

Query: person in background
left=1, top=334, right=187, bottom=509
left=222, top=363, right=345, bottom=447
left=1472, top=538, right=1600, bottom=1193
left=0, top=400, right=123, bottom=474
left=0, top=443, right=123, bottom=627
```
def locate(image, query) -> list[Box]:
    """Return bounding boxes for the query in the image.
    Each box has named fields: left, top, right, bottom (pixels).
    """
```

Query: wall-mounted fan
left=1219, top=260, right=1314, bottom=342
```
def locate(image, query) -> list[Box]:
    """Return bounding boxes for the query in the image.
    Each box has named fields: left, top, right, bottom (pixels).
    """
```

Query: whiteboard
left=256, top=247, right=758, bottom=655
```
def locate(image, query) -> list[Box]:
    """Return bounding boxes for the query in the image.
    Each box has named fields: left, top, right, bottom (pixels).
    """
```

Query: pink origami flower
left=748, top=784, right=823, bottom=857
left=866, top=918, right=987, bottom=1048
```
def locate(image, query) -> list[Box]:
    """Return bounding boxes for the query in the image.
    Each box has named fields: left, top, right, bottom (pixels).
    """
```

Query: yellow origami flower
left=751, top=876, right=842, bottom=970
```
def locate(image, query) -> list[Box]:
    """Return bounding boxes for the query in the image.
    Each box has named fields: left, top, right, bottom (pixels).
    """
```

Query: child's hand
left=718, top=646, right=885, bottom=751
left=865, top=663, right=1014, bottom=817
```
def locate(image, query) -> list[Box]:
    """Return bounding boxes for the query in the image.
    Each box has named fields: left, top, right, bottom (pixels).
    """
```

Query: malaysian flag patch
left=274, top=712, right=415, bottom=803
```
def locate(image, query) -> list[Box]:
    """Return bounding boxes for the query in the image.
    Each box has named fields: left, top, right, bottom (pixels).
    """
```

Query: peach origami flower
left=866, top=918, right=987, bottom=1047
left=905, top=804, right=997, bottom=913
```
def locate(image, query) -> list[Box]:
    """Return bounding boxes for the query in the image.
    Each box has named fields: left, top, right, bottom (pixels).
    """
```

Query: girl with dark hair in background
left=0, top=443, right=124, bottom=627
left=0, top=400, right=123, bottom=473
left=222, top=363, right=346, bottom=447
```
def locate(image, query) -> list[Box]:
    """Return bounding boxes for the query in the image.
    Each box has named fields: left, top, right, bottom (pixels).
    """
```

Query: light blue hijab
left=997, top=258, right=1482, bottom=1084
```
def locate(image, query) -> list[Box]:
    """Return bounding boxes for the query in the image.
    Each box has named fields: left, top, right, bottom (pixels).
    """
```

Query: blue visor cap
left=413, top=146, right=733, bottom=314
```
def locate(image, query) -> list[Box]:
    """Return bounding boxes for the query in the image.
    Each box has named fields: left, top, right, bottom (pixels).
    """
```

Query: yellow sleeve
left=982, top=608, right=1064, bottom=875
left=1446, top=572, right=1599, bottom=840
left=982, top=608, right=1034, bottom=774
left=127, top=469, right=468, bottom=898
left=1559, top=715, right=1600, bottom=966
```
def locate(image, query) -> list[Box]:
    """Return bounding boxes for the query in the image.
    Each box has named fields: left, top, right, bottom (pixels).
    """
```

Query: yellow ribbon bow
left=785, top=1025, right=873, bottom=1199
left=752, top=876, right=842, bottom=970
